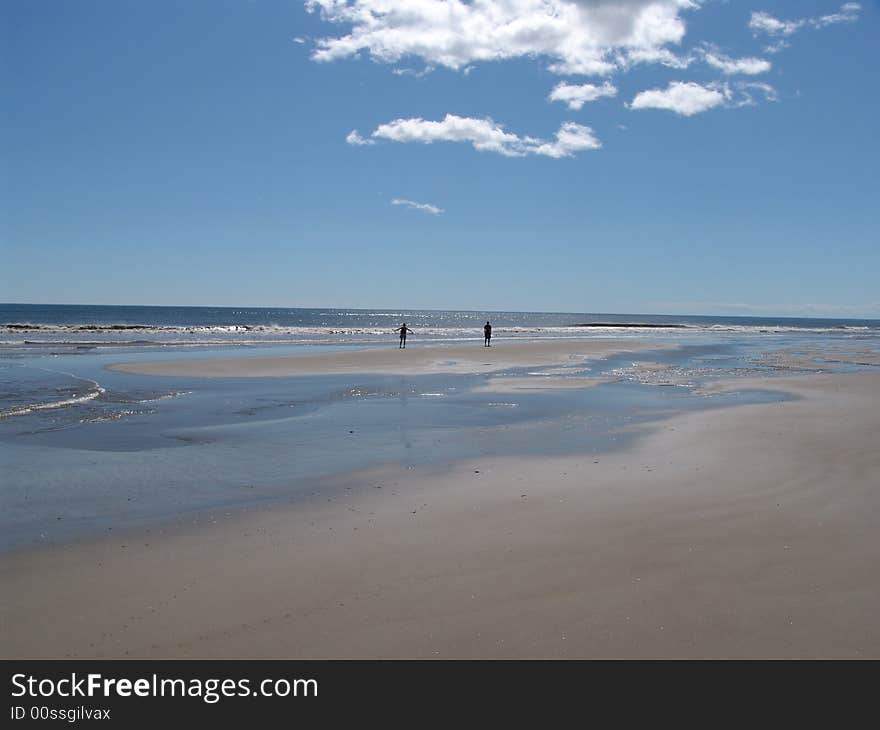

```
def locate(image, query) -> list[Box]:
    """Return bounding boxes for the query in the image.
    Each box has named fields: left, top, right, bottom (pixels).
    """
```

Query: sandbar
left=109, top=340, right=658, bottom=378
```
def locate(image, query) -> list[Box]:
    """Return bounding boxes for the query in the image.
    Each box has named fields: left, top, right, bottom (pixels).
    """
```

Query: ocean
left=3, top=303, right=878, bottom=348
left=2, top=303, right=878, bottom=550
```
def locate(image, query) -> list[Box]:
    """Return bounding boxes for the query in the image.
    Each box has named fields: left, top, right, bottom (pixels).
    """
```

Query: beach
left=3, top=341, right=878, bottom=659
left=6, top=0, right=880, bottom=683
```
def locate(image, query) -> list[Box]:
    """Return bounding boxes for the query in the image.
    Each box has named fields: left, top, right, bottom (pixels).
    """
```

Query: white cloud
left=292, top=36, right=307, bottom=44
left=306, top=0, right=700, bottom=77
left=532, top=121, right=604, bottom=158
left=813, top=2, right=863, bottom=29
left=749, top=3, right=861, bottom=37
left=731, top=81, right=778, bottom=106
left=629, top=80, right=777, bottom=115
left=346, top=130, right=375, bottom=146
left=351, top=114, right=601, bottom=158
left=629, top=81, right=725, bottom=116
left=749, top=11, right=804, bottom=37
left=621, top=45, right=694, bottom=71
left=763, top=39, right=790, bottom=54
left=549, top=81, right=617, bottom=110
left=306, top=0, right=783, bottom=81
left=391, top=198, right=444, bottom=215
left=622, top=44, right=773, bottom=76
left=701, top=48, right=770, bottom=75
left=392, top=66, right=434, bottom=78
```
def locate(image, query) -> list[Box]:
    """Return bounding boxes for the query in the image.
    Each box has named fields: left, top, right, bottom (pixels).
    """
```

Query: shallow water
left=2, top=330, right=878, bottom=551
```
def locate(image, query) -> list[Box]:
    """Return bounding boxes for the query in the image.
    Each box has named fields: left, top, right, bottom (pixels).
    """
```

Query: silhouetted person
left=396, top=323, right=413, bottom=349
left=484, top=321, right=492, bottom=347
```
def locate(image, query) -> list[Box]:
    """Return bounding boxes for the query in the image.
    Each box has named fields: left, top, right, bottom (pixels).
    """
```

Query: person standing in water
left=396, top=323, right=414, bottom=349
left=483, top=321, right=492, bottom=347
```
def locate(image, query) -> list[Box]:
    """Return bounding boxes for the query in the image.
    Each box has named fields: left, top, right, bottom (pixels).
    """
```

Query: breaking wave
left=2, top=321, right=875, bottom=351
left=0, top=375, right=105, bottom=418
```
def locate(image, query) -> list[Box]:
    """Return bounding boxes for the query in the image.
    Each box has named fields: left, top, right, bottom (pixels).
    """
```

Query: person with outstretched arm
left=396, top=323, right=414, bottom=349
left=483, top=321, right=492, bottom=347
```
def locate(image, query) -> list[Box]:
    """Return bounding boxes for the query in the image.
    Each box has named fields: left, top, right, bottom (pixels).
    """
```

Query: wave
left=4, top=323, right=261, bottom=333
left=78, top=407, right=157, bottom=424
left=99, top=390, right=191, bottom=405
left=0, top=378, right=105, bottom=418
left=1, top=322, right=876, bottom=352
left=6, top=320, right=874, bottom=333
left=572, top=322, right=690, bottom=329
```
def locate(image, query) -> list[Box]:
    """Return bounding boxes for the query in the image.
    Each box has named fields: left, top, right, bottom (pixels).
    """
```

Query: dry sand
left=2, top=368, right=878, bottom=659
left=108, top=340, right=657, bottom=378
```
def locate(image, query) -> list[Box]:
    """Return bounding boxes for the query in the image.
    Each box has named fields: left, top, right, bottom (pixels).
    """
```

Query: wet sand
left=2, top=369, right=878, bottom=659
left=108, top=340, right=658, bottom=378
left=472, top=375, right=615, bottom=393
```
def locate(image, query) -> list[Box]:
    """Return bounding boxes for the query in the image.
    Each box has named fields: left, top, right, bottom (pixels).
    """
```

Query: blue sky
left=2, top=0, right=878, bottom=317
